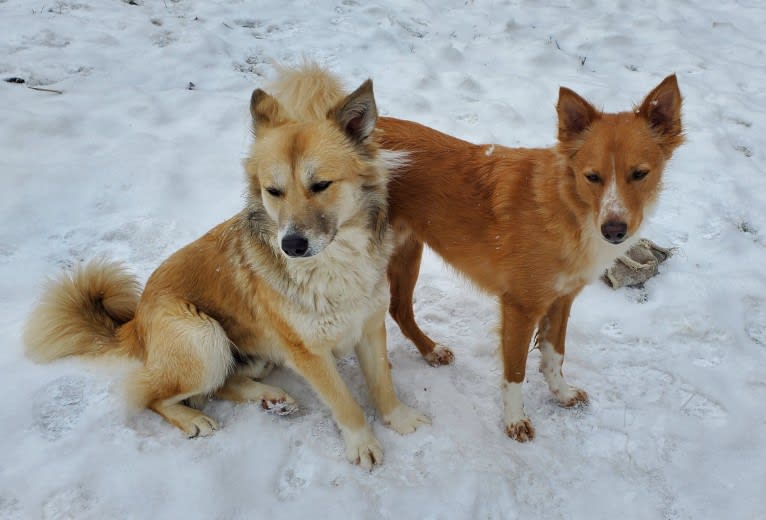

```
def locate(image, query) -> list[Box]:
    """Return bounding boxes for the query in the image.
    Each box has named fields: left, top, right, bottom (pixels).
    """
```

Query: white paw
left=383, top=404, right=431, bottom=434
left=342, top=426, right=383, bottom=470
left=505, top=417, right=535, bottom=442
left=553, top=386, right=589, bottom=408
left=501, top=381, right=534, bottom=441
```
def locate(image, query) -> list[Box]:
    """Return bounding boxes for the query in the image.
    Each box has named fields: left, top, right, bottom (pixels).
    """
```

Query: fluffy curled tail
left=24, top=259, right=142, bottom=363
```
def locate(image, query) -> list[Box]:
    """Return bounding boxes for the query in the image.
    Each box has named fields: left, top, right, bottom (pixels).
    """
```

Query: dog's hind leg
left=128, top=301, right=234, bottom=437
left=355, top=309, right=430, bottom=435
left=388, top=235, right=454, bottom=366
left=538, top=292, right=589, bottom=408
left=150, top=400, right=220, bottom=438
left=215, top=373, right=298, bottom=415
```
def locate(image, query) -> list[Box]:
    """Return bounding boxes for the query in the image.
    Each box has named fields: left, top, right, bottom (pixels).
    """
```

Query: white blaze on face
left=598, top=154, right=628, bottom=225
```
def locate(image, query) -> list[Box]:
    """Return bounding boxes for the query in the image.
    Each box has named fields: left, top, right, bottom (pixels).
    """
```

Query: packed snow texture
left=1, top=1, right=765, bottom=519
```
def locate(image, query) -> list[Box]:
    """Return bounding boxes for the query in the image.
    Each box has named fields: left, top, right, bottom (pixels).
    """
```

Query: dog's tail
left=24, top=259, right=142, bottom=363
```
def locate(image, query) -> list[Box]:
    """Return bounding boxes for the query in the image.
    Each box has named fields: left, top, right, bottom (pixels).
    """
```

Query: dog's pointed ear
left=250, top=89, right=287, bottom=130
left=557, top=87, right=600, bottom=144
left=636, top=74, right=683, bottom=155
left=329, top=79, right=377, bottom=143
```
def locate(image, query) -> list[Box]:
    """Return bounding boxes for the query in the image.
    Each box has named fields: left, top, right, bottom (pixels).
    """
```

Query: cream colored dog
left=25, top=65, right=428, bottom=469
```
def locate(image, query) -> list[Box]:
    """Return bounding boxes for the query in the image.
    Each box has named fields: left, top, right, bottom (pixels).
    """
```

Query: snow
left=1, top=0, right=765, bottom=518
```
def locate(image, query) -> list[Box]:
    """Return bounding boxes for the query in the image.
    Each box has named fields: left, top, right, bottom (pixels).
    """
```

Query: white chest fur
left=553, top=223, right=638, bottom=295
left=258, top=225, right=392, bottom=353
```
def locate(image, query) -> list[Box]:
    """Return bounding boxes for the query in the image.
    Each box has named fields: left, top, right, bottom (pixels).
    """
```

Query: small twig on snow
left=27, top=86, right=64, bottom=94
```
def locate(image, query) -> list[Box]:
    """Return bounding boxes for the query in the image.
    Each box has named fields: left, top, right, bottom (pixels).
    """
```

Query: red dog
left=380, top=75, right=683, bottom=440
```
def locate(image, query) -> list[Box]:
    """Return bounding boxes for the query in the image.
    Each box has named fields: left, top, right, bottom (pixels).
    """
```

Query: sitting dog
left=24, top=65, right=428, bottom=468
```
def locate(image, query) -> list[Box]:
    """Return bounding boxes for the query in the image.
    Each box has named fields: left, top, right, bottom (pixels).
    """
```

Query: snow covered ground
left=1, top=0, right=765, bottom=518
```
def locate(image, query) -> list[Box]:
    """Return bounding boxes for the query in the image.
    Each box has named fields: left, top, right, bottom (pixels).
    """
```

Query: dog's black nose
left=601, top=221, right=628, bottom=244
left=281, top=234, right=309, bottom=257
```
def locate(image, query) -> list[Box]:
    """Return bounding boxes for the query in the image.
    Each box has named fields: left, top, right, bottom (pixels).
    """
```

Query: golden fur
left=380, top=75, right=684, bottom=441
left=24, top=65, right=428, bottom=469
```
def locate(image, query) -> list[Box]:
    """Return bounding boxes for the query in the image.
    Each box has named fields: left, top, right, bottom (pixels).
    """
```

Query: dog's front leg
left=500, top=295, right=544, bottom=442
left=286, top=342, right=383, bottom=469
left=538, top=291, right=589, bottom=407
left=355, top=308, right=430, bottom=434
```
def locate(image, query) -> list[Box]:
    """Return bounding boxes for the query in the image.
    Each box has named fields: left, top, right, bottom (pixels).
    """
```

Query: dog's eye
left=585, top=173, right=602, bottom=183
left=631, top=169, right=649, bottom=181
left=310, top=180, right=333, bottom=194
left=265, top=187, right=283, bottom=197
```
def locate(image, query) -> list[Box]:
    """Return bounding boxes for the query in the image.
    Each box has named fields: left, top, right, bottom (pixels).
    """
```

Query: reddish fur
left=381, top=75, right=683, bottom=439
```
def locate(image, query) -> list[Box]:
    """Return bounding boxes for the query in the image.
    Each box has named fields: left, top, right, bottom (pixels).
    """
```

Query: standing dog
left=380, top=75, right=683, bottom=440
left=24, top=65, right=428, bottom=468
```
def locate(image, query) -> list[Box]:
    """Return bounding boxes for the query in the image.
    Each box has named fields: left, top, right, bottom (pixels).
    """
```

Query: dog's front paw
left=505, top=418, right=535, bottom=442
left=555, top=386, right=589, bottom=408
left=342, top=426, right=383, bottom=470
left=424, top=344, right=455, bottom=366
left=383, top=404, right=430, bottom=434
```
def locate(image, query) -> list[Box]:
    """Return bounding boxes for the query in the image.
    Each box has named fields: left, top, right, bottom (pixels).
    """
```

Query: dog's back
left=379, top=116, right=561, bottom=296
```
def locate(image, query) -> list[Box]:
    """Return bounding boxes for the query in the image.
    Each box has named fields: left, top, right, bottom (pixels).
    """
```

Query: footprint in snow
left=234, top=18, right=262, bottom=29
left=34, top=376, right=87, bottom=441
left=0, top=242, right=16, bottom=262
left=23, top=30, right=70, bottom=48
left=726, top=116, right=752, bottom=128
left=152, top=30, right=176, bottom=48
left=744, top=297, right=766, bottom=346
left=392, top=16, right=428, bottom=39
left=679, top=388, right=727, bottom=424
left=456, top=113, right=479, bottom=125
left=42, top=486, right=93, bottom=520
left=275, top=438, right=315, bottom=500
left=0, top=496, right=20, bottom=520
left=459, top=75, right=483, bottom=94
left=734, top=144, right=753, bottom=158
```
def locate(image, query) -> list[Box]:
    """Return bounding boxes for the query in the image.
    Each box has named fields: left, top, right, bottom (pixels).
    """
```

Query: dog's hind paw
left=424, top=344, right=455, bottom=366
left=185, top=414, right=218, bottom=438
left=383, top=403, right=431, bottom=434
left=505, top=418, right=535, bottom=442
left=261, top=396, right=298, bottom=416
